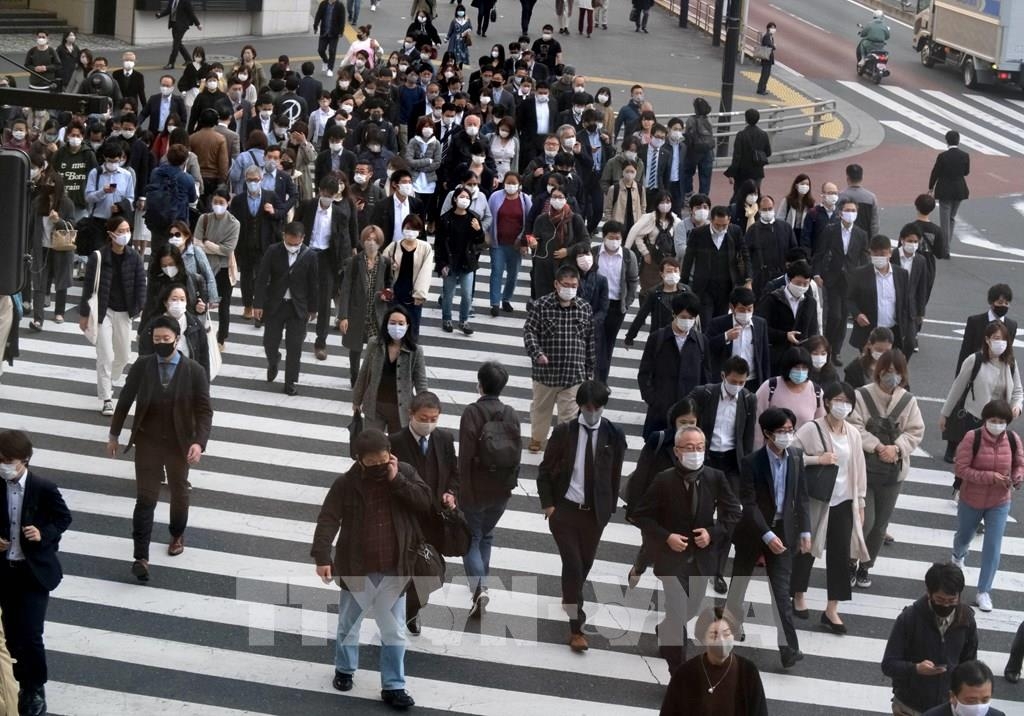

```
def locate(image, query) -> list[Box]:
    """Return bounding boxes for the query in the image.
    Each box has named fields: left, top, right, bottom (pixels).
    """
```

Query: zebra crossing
left=3, top=255, right=1024, bottom=715
left=836, top=81, right=1024, bottom=157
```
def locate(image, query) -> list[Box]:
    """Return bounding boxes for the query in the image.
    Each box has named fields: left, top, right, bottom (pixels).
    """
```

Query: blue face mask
left=789, top=369, right=809, bottom=385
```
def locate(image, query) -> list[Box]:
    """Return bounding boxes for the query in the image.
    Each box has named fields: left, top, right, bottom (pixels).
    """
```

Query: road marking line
left=1014, top=201, right=1024, bottom=219
left=768, top=3, right=831, bottom=33
left=964, top=93, right=1024, bottom=124
left=836, top=0, right=914, bottom=29
left=879, top=120, right=947, bottom=150
left=921, top=90, right=1024, bottom=148
left=884, top=85, right=1024, bottom=154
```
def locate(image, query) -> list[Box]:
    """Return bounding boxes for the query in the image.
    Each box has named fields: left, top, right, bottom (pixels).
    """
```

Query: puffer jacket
left=954, top=427, right=1024, bottom=509
left=78, top=245, right=147, bottom=322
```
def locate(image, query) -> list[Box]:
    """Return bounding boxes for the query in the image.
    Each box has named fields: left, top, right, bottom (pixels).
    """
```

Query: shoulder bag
left=83, top=250, right=102, bottom=345
left=804, top=420, right=839, bottom=502
left=50, top=220, right=78, bottom=252
left=859, top=387, right=914, bottom=487
left=942, top=351, right=984, bottom=444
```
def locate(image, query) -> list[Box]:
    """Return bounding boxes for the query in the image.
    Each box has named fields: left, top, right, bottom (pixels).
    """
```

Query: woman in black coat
left=140, top=244, right=206, bottom=334
left=435, top=185, right=486, bottom=333
left=338, top=225, right=392, bottom=387
left=843, top=326, right=894, bottom=389
left=138, top=283, right=211, bottom=377
left=528, top=185, right=588, bottom=300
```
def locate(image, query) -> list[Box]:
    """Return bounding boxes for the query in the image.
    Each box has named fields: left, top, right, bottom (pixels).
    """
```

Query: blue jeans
left=952, top=499, right=1010, bottom=594
left=442, top=269, right=474, bottom=322
left=489, top=245, right=521, bottom=306
left=682, top=151, right=714, bottom=197
left=347, top=0, right=361, bottom=24
left=463, top=498, right=509, bottom=594
left=334, top=571, right=407, bottom=689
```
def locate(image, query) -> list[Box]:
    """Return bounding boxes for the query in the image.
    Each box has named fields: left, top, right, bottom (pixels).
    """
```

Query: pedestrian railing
left=656, top=0, right=762, bottom=57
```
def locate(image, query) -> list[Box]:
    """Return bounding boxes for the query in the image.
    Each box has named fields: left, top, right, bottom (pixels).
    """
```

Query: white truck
left=911, top=0, right=1024, bottom=88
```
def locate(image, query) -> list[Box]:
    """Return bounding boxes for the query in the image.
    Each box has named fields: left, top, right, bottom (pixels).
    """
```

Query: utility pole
left=712, top=0, right=724, bottom=47
left=717, top=0, right=742, bottom=157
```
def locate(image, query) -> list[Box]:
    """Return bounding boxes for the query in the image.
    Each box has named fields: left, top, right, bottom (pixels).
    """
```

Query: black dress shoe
left=283, top=384, right=297, bottom=396
left=442, top=320, right=454, bottom=332
left=162, top=63, right=175, bottom=69
left=490, top=305, right=500, bottom=317
left=820, top=612, right=847, bottom=634
left=131, top=559, right=150, bottom=582
left=333, top=671, right=353, bottom=691
left=502, top=300, right=514, bottom=313
left=793, top=601, right=809, bottom=619
left=20, top=686, right=46, bottom=716
left=267, top=364, right=279, bottom=382
left=780, top=645, right=804, bottom=668
left=1006, top=669, right=1021, bottom=684
left=713, top=575, right=728, bottom=594
left=382, top=689, right=415, bottom=709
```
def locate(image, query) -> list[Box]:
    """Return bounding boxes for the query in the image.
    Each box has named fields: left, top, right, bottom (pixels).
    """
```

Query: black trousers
left=0, top=561, right=50, bottom=690
left=705, top=450, right=740, bottom=577
left=317, top=34, right=340, bottom=69
left=312, top=249, right=337, bottom=348
left=263, top=300, right=307, bottom=385
left=596, top=304, right=626, bottom=384
left=548, top=500, right=605, bottom=634
left=167, top=26, right=191, bottom=66
left=133, top=436, right=191, bottom=561
left=237, top=252, right=259, bottom=309
left=791, top=499, right=853, bottom=601
left=698, top=283, right=731, bottom=329
left=520, top=0, right=538, bottom=34
left=726, top=524, right=799, bottom=651
left=757, top=60, right=772, bottom=93
left=215, top=267, right=233, bottom=344
left=1007, top=621, right=1024, bottom=674
left=348, top=348, right=362, bottom=388
left=824, top=284, right=849, bottom=356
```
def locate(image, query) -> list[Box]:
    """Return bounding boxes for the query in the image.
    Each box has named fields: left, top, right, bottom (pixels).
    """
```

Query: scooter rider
left=857, top=10, right=890, bottom=66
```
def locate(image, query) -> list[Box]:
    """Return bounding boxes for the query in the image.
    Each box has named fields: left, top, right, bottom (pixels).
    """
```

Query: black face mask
left=154, top=341, right=176, bottom=358
left=993, top=305, right=1009, bottom=318
left=362, top=461, right=390, bottom=482
left=930, top=600, right=957, bottom=618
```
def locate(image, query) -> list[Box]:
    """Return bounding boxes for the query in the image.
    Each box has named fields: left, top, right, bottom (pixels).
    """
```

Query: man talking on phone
left=882, top=562, right=979, bottom=716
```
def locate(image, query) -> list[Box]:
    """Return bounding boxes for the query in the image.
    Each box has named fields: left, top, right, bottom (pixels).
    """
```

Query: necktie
left=171, top=0, right=179, bottom=15
left=440, top=129, right=451, bottom=165
left=420, top=435, right=429, bottom=456
left=647, top=147, right=659, bottom=189
left=582, top=424, right=596, bottom=508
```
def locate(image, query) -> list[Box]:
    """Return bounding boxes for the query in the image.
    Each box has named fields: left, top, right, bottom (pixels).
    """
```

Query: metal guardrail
left=655, top=99, right=839, bottom=149
left=657, top=0, right=761, bottom=58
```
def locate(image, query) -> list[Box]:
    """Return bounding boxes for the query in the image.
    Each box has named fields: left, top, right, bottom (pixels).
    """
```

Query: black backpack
left=144, top=171, right=185, bottom=229
left=473, top=402, right=521, bottom=490
left=686, top=115, right=715, bottom=155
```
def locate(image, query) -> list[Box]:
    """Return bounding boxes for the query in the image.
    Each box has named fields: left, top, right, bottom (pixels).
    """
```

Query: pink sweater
left=954, top=428, right=1024, bottom=509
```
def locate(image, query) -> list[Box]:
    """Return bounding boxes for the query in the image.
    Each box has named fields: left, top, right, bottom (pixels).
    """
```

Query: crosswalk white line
left=47, top=682, right=277, bottom=716
left=879, top=120, right=948, bottom=151
left=962, top=93, right=1024, bottom=125
left=837, top=81, right=1009, bottom=156
left=919, top=90, right=1024, bottom=149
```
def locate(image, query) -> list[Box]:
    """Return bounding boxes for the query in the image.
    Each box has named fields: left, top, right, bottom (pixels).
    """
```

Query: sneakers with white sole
left=952, top=555, right=966, bottom=569
left=101, top=400, right=114, bottom=416
left=975, top=592, right=993, bottom=612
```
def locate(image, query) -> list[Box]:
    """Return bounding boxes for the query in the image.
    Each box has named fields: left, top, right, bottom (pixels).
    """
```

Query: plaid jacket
left=523, top=292, right=595, bottom=387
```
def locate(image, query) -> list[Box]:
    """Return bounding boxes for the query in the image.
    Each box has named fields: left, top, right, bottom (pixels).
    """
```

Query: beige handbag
left=50, top=220, right=77, bottom=252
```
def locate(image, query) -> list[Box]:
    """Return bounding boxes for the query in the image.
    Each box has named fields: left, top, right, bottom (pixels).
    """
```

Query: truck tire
left=920, top=43, right=935, bottom=68
left=963, top=61, right=978, bottom=88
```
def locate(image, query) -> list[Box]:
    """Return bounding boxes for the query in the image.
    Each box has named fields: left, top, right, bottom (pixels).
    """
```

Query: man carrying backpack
left=458, top=361, right=522, bottom=618
left=144, top=143, right=197, bottom=253
left=682, top=97, right=715, bottom=199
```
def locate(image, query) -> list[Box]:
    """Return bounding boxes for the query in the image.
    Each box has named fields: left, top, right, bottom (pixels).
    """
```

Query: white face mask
left=411, top=418, right=437, bottom=436
left=557, top=286, right=577, bottom=301
left=676, top=317, right=695, bottom=333
left=402, top=229, right=419, bottom=241
left=285, top=243, right=302, bottom=254
left=353, top=173, right=368, bottom=185
left=986, top=421, right=1007, bottom=437
left=0, top=461, right=22, bottom=480
left=811, top=354, right=828, bottom=369
left=207, top=80, right=219, bottom=91
left=398, top=183, right=416, bottom=197
left=455, top=196, right=471, bottom=209
left=788, top=282, right=808, bottom=299
left=823, top=192, right=839, bottom=206
left=796, top=183, right=810, bottom=195
left=549, top=198, right=567, bottom=211
left=68, top=136, right=83, bottom=148
left=733, top=310, right=751, bottom=326
left=680, top=451, right=704, bottom=471
left=693, top=208, right=710, bottom=223
left=597, top=93, right=609, bottom=103
left=112, top=232, right=131, bottom=246
left=759, top=210, right=776, bottom=224
left=952, top=702, right=990, bottom=716
left=990, top=339, right=1008, bottom=357
left=722, top=382, right=742, bottom=397
left=902, top=242, right=919, bottom=256
left=12, top=131, right=25, bottom=141
left=772, top=432, right=795, bottom=449
left=658, top=202, right=673, bottom=214
left=604, top=239, right=621, bottom=253
left=830, top=402, right=853, bottom=420
left=212, top=204, right=228, bottom=216
left=465, top=125, right=479, bottom=137
left=745, top=194, right=758, bottom=206
left=662, top=272, right=680, bottom=286
left=576, top=254, right=593, bottom=271
left=168, top=236, right=185, bottom=248
left=580, top=408, right=603, bottom=427
left=841, top=210, right=858, bottom=225
left=871, top=350, right=885, bottom=361
left=504, top=183, right=519, bottom=195
left=329, top=142, right=344, bottom=153
left=388, top=323, right=408, bottom=341
left=167, top=300, right=186, bottom=318
left=871, top=255, right=890, bottom=270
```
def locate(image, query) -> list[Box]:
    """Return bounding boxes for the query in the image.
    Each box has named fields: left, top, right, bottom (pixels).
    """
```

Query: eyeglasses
left=169, top=232, right=183, bottom=238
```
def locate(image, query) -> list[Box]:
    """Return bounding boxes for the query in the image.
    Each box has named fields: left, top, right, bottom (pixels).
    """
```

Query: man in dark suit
left=638, top=292, right=709, bottom=438
left=297, top=62, right=324, bottom=110
left=313, top=0, right=347, bottom=77
left=847, top=234, right=916, bottom=358
left=705, top=286, right=771, bottom=390
left=517, top=83, right=558, bottom=167
left=813, top=198, right=869, bottom=362
left=537, top=381, right=626, bottom=653
left=892, top=224, right=930, bottom=341
left=641, top=124, right=672, bottom=209
left=725, top=407, right=810, bottom=670
left=138, top=75, right=187, bottom=134
left=369, top=170, right=424, bottom=246
left=156, top=0, right=202, bottom=70
left=687, top=355, right=757, bottom=594
left=113, top=51, right=146, bottom=107
left=725, top=108, right=771, bottom=205
left=0, top=430, right=72, bottom=716
left=260, top=145, right=299, bottom=215
left=956, top=283, right=1017, bottom=373
left=928, top=130, right=970, bottom=252
left=107, top=317, right=213, bottom=582
left=314, top=125, right=357, bottom=187
left=298, top=175, right=358, bottom=360
left=389, top=391, right=459, bottom=634
left=254, top=222, right=318, bottom=395
left=756, top=260, right=819, bottom=375
left=681, top=205, right=751, bottom=328
left=632, top=424, right=742, bottom=671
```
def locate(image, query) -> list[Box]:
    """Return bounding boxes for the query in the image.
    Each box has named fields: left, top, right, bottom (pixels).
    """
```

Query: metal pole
left=717, top=0, right=740, bottom=158
left=679, top=0, right=690, bottom=27
left=712, top=0, right=724, bottom=47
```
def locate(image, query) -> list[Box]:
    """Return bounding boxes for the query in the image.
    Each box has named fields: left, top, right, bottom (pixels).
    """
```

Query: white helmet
left=873, top=9, right=884, bottom=18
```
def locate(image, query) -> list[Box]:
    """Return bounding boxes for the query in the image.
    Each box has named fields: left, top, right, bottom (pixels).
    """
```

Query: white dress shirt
left=730, top=319, right=754, bottom=370
left=310, top=203, right=333, bottom=250
left=564, top=416, right=599, bottom=504
left=899, top=253, right=914, bottom=276
left=392, top=195, right=410, bottom=244
left=535, top=100, right=550, bottom=134
left=786, top=290, right=802, bottom=318
left=710, top=384, right=737, bottom=452
left=597, top=248, right=624, bottom=300
left=841, top=224, right=852, bottom=254
left=875, top=268, right=896, bottom=328
left=5, top=469, right=26, bottom=560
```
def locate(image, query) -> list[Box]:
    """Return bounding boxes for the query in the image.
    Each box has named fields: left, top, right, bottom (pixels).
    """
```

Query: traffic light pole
left=717, top=0, right=742, bottom=157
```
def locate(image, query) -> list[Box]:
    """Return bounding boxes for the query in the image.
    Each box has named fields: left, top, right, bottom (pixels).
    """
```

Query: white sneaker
left=975, top=592, right=993, bottom=612
left=326, top=68, right=334, bottom=77
left=322, top=63, right=328, bottom=74
left=952, top=555, right=965, bottom=569
left=370, top=3, right=376, bottom=9
left=101, top=400, right=114, bottom=416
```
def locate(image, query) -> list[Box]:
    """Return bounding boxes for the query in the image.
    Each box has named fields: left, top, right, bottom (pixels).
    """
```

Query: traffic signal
left=0, top=149, right=31, bottom=295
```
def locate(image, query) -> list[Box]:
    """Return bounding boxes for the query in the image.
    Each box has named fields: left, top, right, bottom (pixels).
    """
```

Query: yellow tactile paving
left=741, top=69, right=844, bottom=140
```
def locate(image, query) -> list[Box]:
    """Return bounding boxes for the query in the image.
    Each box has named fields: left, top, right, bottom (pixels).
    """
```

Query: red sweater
left=954, top=428, right=1024, bottom=509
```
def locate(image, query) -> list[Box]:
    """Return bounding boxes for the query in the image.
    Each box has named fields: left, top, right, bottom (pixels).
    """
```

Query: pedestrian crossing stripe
left=4, top=258, right=1024, bottom=715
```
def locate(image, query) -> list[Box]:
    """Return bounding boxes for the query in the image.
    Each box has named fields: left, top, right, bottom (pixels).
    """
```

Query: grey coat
left=353, top=341, right=428, bottom=431
left=338, top=253, right=392, bottom=351
left=404, top=135, right=442, bottom=186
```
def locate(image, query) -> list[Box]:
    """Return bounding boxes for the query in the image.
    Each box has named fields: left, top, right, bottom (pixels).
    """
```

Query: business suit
left=138, top=91, right=188, bottom=134
left=813, top=221, right=869, bottom=357
left=369, top=194, right=425, bottom=247
left=298, top=197, right=359, bottom=349
left=891, top=250, right=929, bottom=331
left=745, top=219, right=797, bottom=295
left=846, top=263, right=916, bottom=357
left=113, top=69, right=146, bottom=107
left=297, top=75, right=324, bottom=111
left=956, top=311, right=1018, bottom=373
left=263, top=170, right=299, bottom=215
left=0, top=470, right=71, bottom=709
left=590, top=244, right=639, bottom=384
left=537, top=417, right=626, bottom=635
left=110, top=352, right=213, bottom=562
left=726, top=446, right=810, bottom=657
left=314, top=146, right=357, bottom=188
left=681, top=224, right=750, bottom=327
left=638, top=326, right=710, bottom=438
left=756, top=287, right=820, bottom=376
left=156, top=0, right=201, bottom=68
left=704, top=313, right=771, bottom=388
left=725, top=124, right=771, bottom=203
left=254, top=243, right=319, bottom=390
left=928, top=145, right=970, bottom=248
left=632, top=462, right=742, bottom=669
left=516, top=98, right=558, bottom=166
left=640, top=143, right=672, bottom=208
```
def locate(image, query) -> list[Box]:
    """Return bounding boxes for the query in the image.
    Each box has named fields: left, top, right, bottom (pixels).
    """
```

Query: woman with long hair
left=27, top=153, right=75, bottom=330
left=843, top=326, right=893, bottom=389
left=529, top=184, right=588, bottom=300
left=338, top=225, right=391, bottom=386
left=625, top=190, right=680, bottom=301
left=777, top=173, right=815, bottom=248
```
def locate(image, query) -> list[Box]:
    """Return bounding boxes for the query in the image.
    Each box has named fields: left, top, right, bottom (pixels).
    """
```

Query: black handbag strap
left=811, top=419, right=830, bottom=455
